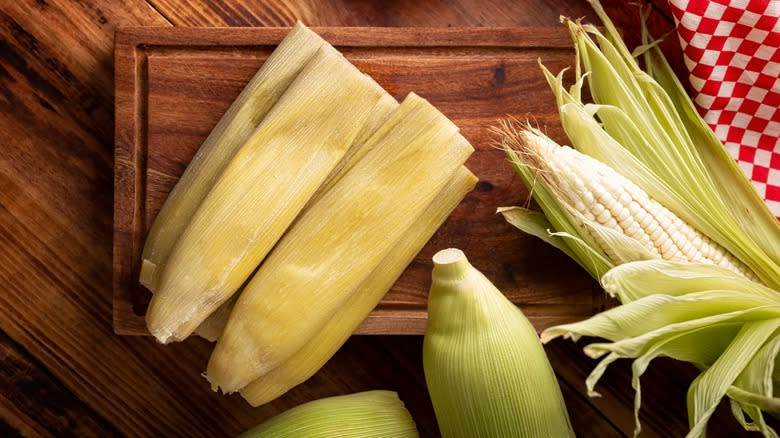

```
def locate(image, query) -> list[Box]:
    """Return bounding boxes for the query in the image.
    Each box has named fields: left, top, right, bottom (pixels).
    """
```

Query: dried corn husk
left=140, top=22, right=327, bottom=291
left=146, top=46, right=386, bottom=343
left=207, top=93, right=474, bottom=393
left=239, top=166, right=477, bottom=406
left=192, top=93, right=400, bottom=343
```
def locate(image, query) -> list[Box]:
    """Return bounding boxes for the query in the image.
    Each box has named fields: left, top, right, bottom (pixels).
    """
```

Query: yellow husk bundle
left=239, top=166, right=477, bottom=406
left=207, top=93, right=474, bottom=393
left=142, top=22, right=477, bottom=411
left=146, top=46, right=386, bottom=343
left=193, top=91, right=401, bottom=343
left=139, top=23, right=327, bottom=291
left=496, top=1, right=780, bottom=436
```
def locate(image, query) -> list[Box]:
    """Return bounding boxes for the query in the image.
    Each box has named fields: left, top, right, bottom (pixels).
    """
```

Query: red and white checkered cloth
left=668, top=0, right=780, bottom=218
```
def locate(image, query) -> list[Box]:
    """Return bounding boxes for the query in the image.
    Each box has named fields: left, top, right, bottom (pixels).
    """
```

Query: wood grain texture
left=2, top=0, right=751, bottom=436
left=0, top=332, right=119, bottom=437
left=114, top=26, right=602, bottom=336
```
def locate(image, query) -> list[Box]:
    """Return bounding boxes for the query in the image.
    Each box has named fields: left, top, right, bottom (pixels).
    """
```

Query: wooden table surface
left=0, top=1, right=751, bottom=436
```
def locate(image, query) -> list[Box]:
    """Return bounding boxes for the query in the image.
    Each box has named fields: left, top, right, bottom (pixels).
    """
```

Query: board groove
left=114, top=26, right=603, bottom=336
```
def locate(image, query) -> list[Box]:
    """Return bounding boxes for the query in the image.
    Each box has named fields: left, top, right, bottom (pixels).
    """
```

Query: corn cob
left=424, top=248, right=574, bottom=438
left=240, top=166, right=477, bottom=406
left=207, top=93, right=474, bottom=393
left=192, top=94, right=400, bottom=343
left=140, top=22, right=327, bottom=291
left=506, top=126, right=757, bottom=281
left=145, top=47, right=387, bottom=344
left=237, top=391, right=419, bottom=438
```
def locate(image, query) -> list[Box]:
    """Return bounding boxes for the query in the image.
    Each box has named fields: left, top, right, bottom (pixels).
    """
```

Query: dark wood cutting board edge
left=114, top=26, right=606, bottom=336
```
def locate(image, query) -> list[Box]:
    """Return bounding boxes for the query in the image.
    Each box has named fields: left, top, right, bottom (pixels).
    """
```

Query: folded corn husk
left=193, top=92, right=401, bottom=343
left=496, top=1, right=780, bottom=436
left=207, top=93, right=474, bottom=393
left=140, top=22, right=326, bottom=291
left=239, top=166, right=477, bottom=406
left=146, top=46, right=386, bottom=344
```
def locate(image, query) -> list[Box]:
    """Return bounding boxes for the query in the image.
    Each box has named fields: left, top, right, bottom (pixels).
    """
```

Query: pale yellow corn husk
left=140, top=22, right=327, bottom=291
left=207, top=93, right=474, bottom=393
left=237, top=391, right=419, bottom=438
left=314, top=92, right=401, bottom=199
left=192, top=94, right=400, bottom=342
left=145, top=47, right=387, bottom=344
left=193, top=293, right=237, bottom=342
left=240, top=167, right=477, bottom=406
left=424, top=248, right=575, bottom=438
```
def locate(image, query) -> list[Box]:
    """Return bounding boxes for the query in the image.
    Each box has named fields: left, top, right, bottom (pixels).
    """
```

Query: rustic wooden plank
left=0, top=1, right=275, bottom=436
left=558, top=376, right=625, bottom=438
left=147, top=0, right=597, bottom=27
left=0, top=331, right=119, bottom=438
left=114, top=26, right=600, bottom=335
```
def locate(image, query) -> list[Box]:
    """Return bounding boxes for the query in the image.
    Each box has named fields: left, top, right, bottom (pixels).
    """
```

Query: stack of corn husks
left=497, top=1, right=780, bottom=436
left=140, top=22, right=476, bottom=407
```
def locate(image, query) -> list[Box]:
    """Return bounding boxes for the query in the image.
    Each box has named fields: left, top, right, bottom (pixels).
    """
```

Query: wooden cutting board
left=113, top=26, right=606, bottom=336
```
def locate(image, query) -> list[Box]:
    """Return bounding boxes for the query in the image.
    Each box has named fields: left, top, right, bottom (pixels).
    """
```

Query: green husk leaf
left=726, top=332, right=780, bottom=436
left=627, top=323, right=739, bottom=437
left=688, top=320, right=780, bottom=437
left=542, top=291, right=778, bottom=347
left=497, top=206, right=579, bottom=262
left=602, top=260, right=780, bottom=303
left=237, top=391, right=419, bottom=438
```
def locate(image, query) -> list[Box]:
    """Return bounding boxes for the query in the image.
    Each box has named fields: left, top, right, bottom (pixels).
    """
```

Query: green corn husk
left=495, top=1, right=780, bottom=435
left=239, top=166, right=477, bottom=406
left=207, top=93, right=474, bottom=393
left=551, top=7, right=780, bottom=287
left=237, top=391, right=419, bottom=438
left=423, top=248, right=574, bottom=438
left=544, top=260, right=780, bottom=437
left=146, top=46, right=387, bottom=344
left=140, top=22, right=327, bottom=291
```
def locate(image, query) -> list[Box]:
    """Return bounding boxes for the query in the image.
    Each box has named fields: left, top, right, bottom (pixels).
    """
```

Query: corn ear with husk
left=499, top=126, right=754, bottom=281
left=239, top=166, right=477, bottom=406
left=423, top=248, right=574, bottom=438
left=496, top=1, right=780, bottom=435
left=146, top=46, right=386, bottom=344
left=207, top=93, right=474, bottom=393
left=542, top=8, right=780, bottom=288
left=237, top=391, right=419, bottom=438
left=139, top=22, right=327, bottom=291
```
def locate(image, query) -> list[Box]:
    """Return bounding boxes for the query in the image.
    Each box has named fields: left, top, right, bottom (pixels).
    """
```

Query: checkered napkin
left=667, top=0, right=780, bottom=218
